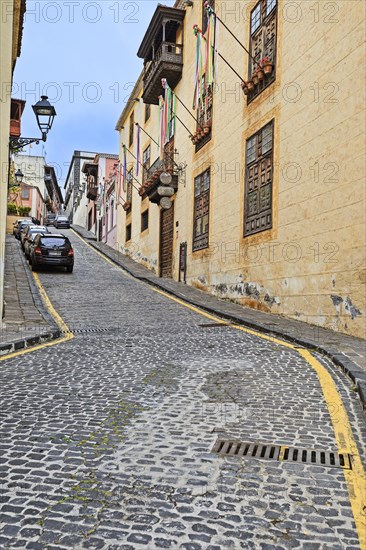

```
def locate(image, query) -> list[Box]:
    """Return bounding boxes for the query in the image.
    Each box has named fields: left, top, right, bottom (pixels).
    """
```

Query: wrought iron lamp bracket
left=10, top=134, right=46, bottom=152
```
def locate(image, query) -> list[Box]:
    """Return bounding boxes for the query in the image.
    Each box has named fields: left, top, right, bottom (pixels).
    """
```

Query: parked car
left=29, top=234, right=74, bottom=273
left=53, top=215, right=70, bottom=229
left=22, top=226, right=49, bottom=257
left=15, top=220, right=34, bottom=240
left=13, top=218, right=31, bottom=237
left=19, top=224, right=38, bottom=247
left=45, top=213, right=57, bottom=226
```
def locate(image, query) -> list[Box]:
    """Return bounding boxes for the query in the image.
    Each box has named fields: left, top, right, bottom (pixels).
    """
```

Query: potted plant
left=122, top=201, right=131, bottom=210
left=241, top=81, right=249, bottom=95
left=261, top=56, right=274, bottom=75
left=247, top=80, right=254, bottom=92
left=256, top=65, right=264, bottom=81
left=203, top=122, right=211, bottom=134
left=252, top=71, right=259, bottom=85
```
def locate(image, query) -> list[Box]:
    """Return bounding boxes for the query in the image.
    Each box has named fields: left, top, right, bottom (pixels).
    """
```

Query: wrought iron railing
left=144, top=42, right=183, bottom=83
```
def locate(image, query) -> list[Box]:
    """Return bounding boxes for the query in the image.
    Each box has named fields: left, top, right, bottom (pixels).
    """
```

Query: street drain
left=60, top=327, right=117, bottom=334
left=211, top=439, right=352, bottom=469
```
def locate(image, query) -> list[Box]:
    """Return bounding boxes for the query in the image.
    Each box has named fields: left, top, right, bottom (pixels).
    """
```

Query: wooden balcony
left=142, top=42, right=183, bottom=105
left=10, top=98, right=26, bottom=137
left=10, top=118, right=21, bottom=138
left=137, top=5, right=185, bottom=105
left=87, top=186, right=98, bottom=201
left=143, top=156, right=178, bottom=204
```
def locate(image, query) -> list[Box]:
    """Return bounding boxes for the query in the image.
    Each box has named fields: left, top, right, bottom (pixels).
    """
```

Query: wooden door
left=159, top=203, right=174, bottom=278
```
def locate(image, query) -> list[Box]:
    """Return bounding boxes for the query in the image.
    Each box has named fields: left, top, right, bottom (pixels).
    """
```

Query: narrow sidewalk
left=72, top=224, right=366, bottom=408
left=0, top=235, right=59, bottom=355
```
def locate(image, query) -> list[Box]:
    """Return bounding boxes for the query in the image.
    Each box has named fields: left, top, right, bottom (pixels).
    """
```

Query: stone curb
left=0, top=245, right=61, bottom=357
left=71, top=225, right=366, bottom=409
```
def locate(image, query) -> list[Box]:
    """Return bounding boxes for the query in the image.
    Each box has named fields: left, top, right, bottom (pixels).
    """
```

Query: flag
left=136, top=124, right=141, bottom=176
left=123, top=146, right=127, bottom=192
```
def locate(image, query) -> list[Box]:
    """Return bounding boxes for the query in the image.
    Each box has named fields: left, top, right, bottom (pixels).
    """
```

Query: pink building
left=82, top=153, right=119, bottom=247
left=14, top=184, right=44, bottom=224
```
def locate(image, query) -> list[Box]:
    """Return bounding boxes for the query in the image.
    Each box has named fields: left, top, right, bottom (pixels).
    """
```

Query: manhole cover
left=211, top=439, right=352, bottom=469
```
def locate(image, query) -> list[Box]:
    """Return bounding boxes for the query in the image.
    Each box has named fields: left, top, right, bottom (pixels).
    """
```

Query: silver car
left=23, top=227, right=50, bottom=258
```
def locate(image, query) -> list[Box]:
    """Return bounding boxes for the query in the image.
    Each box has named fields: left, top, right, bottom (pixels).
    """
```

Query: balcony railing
left=143, top=42, right=183, bottom=105
left=141, top=154, right=178, bottom=204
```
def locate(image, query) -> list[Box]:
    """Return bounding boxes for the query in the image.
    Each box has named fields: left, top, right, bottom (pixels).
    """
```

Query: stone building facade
left=0, top=0, right=26, bottom=318
left=114, top=0, right=365, bottom=338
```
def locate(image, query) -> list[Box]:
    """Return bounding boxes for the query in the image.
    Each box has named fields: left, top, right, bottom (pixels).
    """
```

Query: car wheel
left=66, top=265, right=73, bottom=273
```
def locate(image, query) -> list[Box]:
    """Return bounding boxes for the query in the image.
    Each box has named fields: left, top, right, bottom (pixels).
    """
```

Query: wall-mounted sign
left=160, top=171, right=172, bottom=185
left=158, top=186, right=175, bottom=197
left=160, top=197, right=172, bottom=210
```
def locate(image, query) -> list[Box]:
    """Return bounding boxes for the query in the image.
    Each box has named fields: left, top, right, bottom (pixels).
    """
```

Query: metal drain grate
left=60, top=327, right=118, bottom=335
left=212, top=439, right=352, bottom=469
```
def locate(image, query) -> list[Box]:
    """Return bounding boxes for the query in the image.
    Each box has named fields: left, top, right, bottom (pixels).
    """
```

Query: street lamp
left=14, top=169, right=24, bottom=184
left=32, top=96, right=57, bottom=141
left=9, top=95, right=57, bottom=152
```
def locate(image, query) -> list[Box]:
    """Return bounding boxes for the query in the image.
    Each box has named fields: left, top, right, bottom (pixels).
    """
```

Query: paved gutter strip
left=72, top=224, right=366, bottom=409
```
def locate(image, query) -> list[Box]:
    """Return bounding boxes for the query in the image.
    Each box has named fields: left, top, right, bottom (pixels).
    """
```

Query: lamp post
left=9, top=95, right=57, bottom=152
left=14, top=169, right=24, bottom=185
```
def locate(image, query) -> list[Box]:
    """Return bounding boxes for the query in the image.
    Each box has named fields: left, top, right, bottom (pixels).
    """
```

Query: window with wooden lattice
left=244, top=120, right=274, bottom=236
left=202, top=0, right=214, bottom=35
left=142, top=145, right=151, bottom=183
left=195, top=82, right=213, bottom=152
left=129, top=111, right=134, bottom=147
left=247, top=0, right=277, bottom=102
left=193, top=169, right=210, bottom=251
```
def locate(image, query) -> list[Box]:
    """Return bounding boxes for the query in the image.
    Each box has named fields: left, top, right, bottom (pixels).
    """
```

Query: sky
left=13, top=0, right=174, bottom=191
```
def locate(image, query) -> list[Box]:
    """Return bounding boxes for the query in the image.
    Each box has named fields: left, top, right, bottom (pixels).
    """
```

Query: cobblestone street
left=0, top=230, right=365, bottom=549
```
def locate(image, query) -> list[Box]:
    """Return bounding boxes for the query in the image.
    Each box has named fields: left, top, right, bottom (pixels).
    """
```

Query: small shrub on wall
left=7, top=203, right=18, bottom=215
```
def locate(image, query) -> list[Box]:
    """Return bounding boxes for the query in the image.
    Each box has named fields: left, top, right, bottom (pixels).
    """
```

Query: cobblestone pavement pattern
left=0, top=230, right=365, bottom=550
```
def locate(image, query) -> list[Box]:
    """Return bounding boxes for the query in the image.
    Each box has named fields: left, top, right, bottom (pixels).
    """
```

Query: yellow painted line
left=70, top=229, right=125, bottom=271
left=298, top=349, right=366, bottom=549
left=151, top=287, right=366, bottom=549
left=0, top=273, right=74, bottom=362
left=151, top=287, right=294, bottom=347
left=68, top=232, right=366, bottom=548
left=32, top=272, right=72, bottom=336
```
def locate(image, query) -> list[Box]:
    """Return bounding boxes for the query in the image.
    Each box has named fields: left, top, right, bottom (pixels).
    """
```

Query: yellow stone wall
left=1, top=0, right=21, bottom=318
left=116, top=0, right=366, bottom=338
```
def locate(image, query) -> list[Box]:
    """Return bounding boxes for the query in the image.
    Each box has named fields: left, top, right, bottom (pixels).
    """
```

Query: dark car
left=13, top=218, right=33, bottom=240
left=30, top=234, right=74, bottom=273
left=23, top=227, right=49, bottom=259
left=54, top=215, right=70, bottom=229
left=45, top=213, right=56, bottom=226
left=15, top=220, right=35, bottom=240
